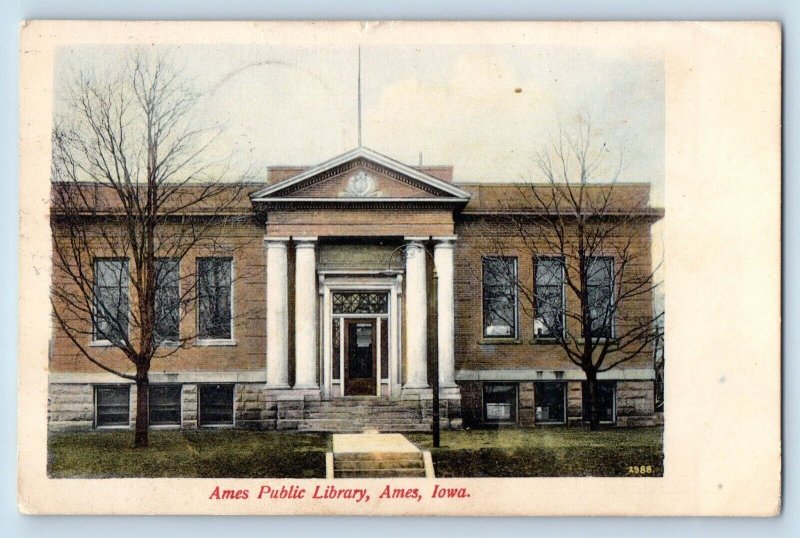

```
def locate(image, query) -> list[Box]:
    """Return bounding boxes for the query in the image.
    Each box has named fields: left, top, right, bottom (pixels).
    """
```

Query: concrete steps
left=332, top=452, right=427, bottom=478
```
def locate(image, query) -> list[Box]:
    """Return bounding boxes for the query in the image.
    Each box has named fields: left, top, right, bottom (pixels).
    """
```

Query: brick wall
left=452, top=216, right=657, bottom=373
left=50, top=220, right=268, bottom=377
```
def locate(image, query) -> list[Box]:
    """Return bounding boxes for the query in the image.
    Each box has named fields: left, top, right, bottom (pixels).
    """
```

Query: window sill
left=195, top=339, right=237, bottom=347
left=200, top=423, right=235, bottom=429
left=89, top=340, right=115, bottom=348
left=156, top=341, right=181, bottom=349
left=95, top=424, right=131, bottom=430
left=530, top=338, right=563, bottom=345
left=577, top=338, right=618, bottom=345
left=479, top=337, right=522, bottom=345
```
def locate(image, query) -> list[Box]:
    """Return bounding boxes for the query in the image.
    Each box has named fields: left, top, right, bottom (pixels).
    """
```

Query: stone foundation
left=48, top=383, right=94, bottom=431
left=457, top=378, right=659, bottom=428
left=47, top=381, right=465, bottom=432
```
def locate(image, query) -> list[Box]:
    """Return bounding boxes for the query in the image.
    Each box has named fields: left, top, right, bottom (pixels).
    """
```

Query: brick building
left=48, top=146, right=663, bottom=432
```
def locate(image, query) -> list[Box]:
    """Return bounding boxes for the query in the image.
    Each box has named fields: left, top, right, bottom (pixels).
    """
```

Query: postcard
left=18, top=20, right=781, bottom=515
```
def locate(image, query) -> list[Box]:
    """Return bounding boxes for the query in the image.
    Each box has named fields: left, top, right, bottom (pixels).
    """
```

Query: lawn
left=407, top=427, right=663, bottom=477
left=47, top=430, right=329, bottom=479
left=48, top=427, right=663, bottom=478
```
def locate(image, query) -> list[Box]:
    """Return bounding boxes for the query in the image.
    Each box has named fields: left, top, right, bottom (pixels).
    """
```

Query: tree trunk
left=586, top=370, right=600, bottom=431
left=134, top=367, right=149, bottom=448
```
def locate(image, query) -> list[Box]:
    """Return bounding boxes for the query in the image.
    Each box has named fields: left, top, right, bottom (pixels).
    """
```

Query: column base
left=292, top=383, right=319, bottom=390
left=265, top=383, right=290, bottom=390
left=401, top=386, right=433, bottom=400
left=438, top=385, right=462, bottom=400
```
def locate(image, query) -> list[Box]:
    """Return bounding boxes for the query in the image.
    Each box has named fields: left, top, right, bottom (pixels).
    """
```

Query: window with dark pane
left=582, top=381, right=616, bottom=423
left=380, top=318, right=389, bottom=380
left=198, top=258, right=232, bottom=340
left=148, top=385, right=181, bottom=426
left=534, top=257, right=565, bottom=339
left=332, top=318, right=341, bottom=381
left=482, top=257, right=518, bottom=338
left=587, top=257, right=614, bottom=338
left=154, top=259, right=180, bottom=344
left=199, top=384, right=234, bottom=426
left=95, top=385, right=130, bottom=427
left=332, top=292, right=388, bottom=314
left=348, top=323, right=373, bottom=379
left=483, top=383, right=517, bottom=423
left=93, top=259, right=129, bottom=342
left=534, top=382, right=566, bottom=424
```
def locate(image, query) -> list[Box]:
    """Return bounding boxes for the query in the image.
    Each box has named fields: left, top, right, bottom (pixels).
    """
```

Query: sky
left=54, top=43, right=665, bottom=205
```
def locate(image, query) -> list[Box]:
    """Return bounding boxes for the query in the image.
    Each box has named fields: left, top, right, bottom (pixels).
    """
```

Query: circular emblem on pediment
left=340, top=171, right=382, bottom=197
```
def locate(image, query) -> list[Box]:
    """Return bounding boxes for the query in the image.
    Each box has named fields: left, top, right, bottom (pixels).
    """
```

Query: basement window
left=582, top=381, right=617, bottom=423
left=535, top=382, right=566, bottom=424
left=199, top=384, right=234, bottom=426
left=483, top=383, right=517, bottom=423
left=148, top=385, right=182, bottom=426
left=95, top=385, right=130, bottom=428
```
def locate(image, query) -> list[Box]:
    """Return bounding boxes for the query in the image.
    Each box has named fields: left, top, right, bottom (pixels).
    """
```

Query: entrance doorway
left=344, top=319, right=377, bottom=395
left=322, top=279, right=401, bottom=400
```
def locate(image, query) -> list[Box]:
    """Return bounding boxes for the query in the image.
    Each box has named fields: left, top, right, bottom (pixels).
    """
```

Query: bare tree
left=50, top=51, right=254, bottom=447
left=471, top=119, right=663, bottom=430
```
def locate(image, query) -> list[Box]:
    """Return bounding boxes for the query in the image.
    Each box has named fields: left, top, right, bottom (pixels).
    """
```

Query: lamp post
left=388, top=242, right=441, bottom=448
left=431, top=266, right=440, bottom=448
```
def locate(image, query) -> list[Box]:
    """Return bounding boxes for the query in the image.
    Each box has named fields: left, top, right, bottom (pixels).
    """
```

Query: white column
left=293, top=237, right=318, bottom=389
left=434, top=237, right=457, bottom=389
left=265, top=237, right=289, bottom=388
left=404, top=238, right=429, bottom=389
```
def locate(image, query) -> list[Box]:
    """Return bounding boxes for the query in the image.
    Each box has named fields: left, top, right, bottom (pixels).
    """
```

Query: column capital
left=264, top=236, right=290, bottom=247
left=293, top=236, right=318, bottom=245
left=433, top=235, right=458, bottom=248
left=404, top=236, right=430, bottom=244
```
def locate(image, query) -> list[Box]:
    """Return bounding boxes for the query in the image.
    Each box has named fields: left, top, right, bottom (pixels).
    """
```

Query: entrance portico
left=251, top=147, right=471, bottom=404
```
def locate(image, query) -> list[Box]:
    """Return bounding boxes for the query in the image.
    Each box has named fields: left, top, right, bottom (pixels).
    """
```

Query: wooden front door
left=344, top=319, right=377, bottom=396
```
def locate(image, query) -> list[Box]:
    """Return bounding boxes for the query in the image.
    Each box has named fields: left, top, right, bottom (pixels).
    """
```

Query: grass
left=48, top=430, right=329, bottom=479
left=48, top=427, right=663, bottom=478
left=407, top=427, right=663, bottom=477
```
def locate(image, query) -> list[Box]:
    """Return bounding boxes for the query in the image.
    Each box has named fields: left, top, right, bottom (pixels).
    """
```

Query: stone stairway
left=298, top=397, right=432, bottom=433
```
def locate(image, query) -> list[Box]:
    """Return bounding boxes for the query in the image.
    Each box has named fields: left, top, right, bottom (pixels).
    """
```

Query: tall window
left=197, top=258, right=232, bottom=340
left=93, top=258, right=129, bottom=343
left=154, top=259, right=180, bottom=343
left=587, top=257, right=614, bottom=338
left=482, top=256, right=518, bottom=338
left=534, top=257, right=565, bottom=339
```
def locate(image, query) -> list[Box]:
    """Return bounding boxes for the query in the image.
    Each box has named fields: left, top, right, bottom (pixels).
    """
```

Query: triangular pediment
left=250, top=147, right=471, bottom=203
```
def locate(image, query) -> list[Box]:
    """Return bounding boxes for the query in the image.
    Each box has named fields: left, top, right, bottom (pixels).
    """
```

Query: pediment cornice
left=250, top=147, right=471, bottom=204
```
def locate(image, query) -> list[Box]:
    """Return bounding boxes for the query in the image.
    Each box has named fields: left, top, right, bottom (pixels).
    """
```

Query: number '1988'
left=627, top=465, right=653, bottom=475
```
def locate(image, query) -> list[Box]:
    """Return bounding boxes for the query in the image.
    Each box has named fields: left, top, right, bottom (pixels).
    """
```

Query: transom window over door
left=332, top=292, right=389, bottom=314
